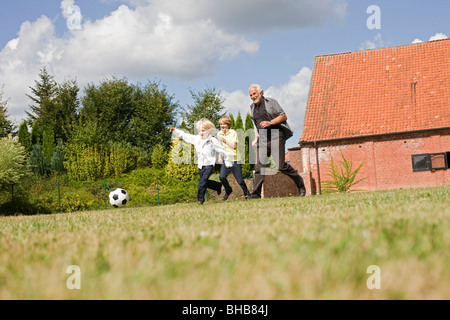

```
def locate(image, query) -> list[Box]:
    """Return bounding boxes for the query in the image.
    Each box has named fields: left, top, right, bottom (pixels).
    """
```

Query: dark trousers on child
left=197, top=165, right=221, bottom=203
left=219, top=162, right=251, bottom=197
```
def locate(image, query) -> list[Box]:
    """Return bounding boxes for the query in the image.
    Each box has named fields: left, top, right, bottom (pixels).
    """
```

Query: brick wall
left=286, top=147, right=303, bottom=173
left=299, top=129, right=450, bottom=194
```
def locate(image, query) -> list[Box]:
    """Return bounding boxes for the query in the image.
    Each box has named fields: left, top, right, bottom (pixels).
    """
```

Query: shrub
left=151, top=144, right=168, bottom=169
left=322, top=150, right=367, bottom=193
left=165, top=139, right=198, bottom=182
left=0, top=135, right=32, bottom=190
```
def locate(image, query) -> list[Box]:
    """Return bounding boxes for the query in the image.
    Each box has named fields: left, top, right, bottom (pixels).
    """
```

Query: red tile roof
left=300, top=39, right=450, bottom=143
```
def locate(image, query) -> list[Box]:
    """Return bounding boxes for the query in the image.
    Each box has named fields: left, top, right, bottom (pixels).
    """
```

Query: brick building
left=295, top=39, right=450, bottom=195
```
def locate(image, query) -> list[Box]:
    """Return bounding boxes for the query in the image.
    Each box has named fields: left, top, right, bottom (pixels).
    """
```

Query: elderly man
left=248, top=84, right=306, bottom=198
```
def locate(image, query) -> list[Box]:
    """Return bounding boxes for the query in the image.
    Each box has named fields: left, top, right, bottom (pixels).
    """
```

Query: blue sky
left=0, top=0, right=448, bottom=148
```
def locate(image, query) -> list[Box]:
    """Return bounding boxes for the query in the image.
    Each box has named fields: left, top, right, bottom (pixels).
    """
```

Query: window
left=412, top=152, right=449, bottom=172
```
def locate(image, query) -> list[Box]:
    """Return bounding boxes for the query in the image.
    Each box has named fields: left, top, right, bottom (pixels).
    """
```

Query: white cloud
left=0, top=0, right=345, bottom=126
left=359, top=32, right=384, bottom=50
left=429, top=32, right=448, bottom=41
left=412, top=32, right=448, bottom=44
left=0, top=1, right=259, bottom=124
left=222, top=67, right=312, bottom=148
left=113, top=0, right=347, bottom=34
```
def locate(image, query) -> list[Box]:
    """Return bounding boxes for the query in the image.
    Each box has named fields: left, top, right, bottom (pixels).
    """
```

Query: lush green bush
left=0, top=135, right=32, bottom=190
left=165, top=139, right=198, bottom=182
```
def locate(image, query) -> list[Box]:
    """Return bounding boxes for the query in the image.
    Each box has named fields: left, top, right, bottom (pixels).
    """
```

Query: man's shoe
left=197, top=200, right=204, bottom=205
left=217, top=186, right=222, bottom=196
left=248, top=193, right=261, bottom=199
left=222, top=191, right=232, bottom=201
left=298, top=187, right=306, bottom=197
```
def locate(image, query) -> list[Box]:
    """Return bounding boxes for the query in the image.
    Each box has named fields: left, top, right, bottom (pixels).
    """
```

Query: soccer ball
left=109, top=188, right=129, bottom=208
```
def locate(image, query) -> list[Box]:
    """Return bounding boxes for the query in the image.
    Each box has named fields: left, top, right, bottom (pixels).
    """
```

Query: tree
left=53, top=79, right=80, bottom=143
left=28, top=144, right=50, bottom=176
left=234, top=112, right=244, bottom=131
left=18, top=120, right=31, bottom=154
left=50, top=141, right=65, bottom=174
left=80, top=77, right=135, bottom=146
left=0, top=89, right=15, bottom=138
left=229, top=114, right=235, bottom=130
left=183, top=87, right=226, bottom=132
left=130, top=81, right=178, bottom=151
left=26, top=67, right=57, bottom=140
left=0, top=136, right=31, bottom=190
left=42, top=125, right=55, bottom=162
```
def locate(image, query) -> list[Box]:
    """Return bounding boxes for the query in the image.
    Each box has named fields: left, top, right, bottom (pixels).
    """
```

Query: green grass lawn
left=1, top=186, right=449, bottom=299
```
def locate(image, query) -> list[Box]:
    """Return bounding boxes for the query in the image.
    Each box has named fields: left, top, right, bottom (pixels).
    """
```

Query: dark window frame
left=412, top=152, right=449, bottom=172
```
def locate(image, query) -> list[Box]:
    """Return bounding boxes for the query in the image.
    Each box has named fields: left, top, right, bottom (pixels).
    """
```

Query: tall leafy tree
left=53, top=79, right=80, bottom=143
left=130, top=81, right=178, bottom=151
left=183, top=87, right=226, bottom=132
left=80, top=77, right=135, bottom=145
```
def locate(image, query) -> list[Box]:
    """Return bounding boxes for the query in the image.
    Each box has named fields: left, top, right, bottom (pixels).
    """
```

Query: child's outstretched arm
left=170, top=128, right=198, bottom=145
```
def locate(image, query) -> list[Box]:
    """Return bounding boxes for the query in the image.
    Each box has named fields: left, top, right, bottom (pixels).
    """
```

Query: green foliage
left=322, top=150, right=367, bottom=193
left=79, top=78, right=177, bottom=152
left=130, top=81, right=178, bottom=151
left=53, top=79, right=80, bottom=143
left=165, top=139, right=198, bottom=182
left=183, top=87, right=226, bottom=131
left=0, top=88, right=15, bottom=138
left=80, top=77, right=135, bottom=145
left=28, top=144, right=50, bottom=176
left=50, top=141, right=65, bottom=174
left=18, top=120, right=31, bottom=154
left=42, top=125, right=55, bottom=162
left=151, top=144, right=168, bottom=169
left=229, top=114, right=235, bottom=129
left=31, top=122, right=39, bottom=145
left=26, top=67, right=58, bottom=139
left=234, top=112, right=244, bottom=131
left=63, top=142, right=132, bottom=181
left=0, top=136, right=32, bottom=190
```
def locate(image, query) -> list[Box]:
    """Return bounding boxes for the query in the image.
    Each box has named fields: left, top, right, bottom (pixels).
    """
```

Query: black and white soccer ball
left=109, top=188, right=130, bottom=208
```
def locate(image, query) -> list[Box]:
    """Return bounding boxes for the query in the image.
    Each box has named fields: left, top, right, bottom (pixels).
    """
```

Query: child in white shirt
left=170, top=118, right=232, bottom=204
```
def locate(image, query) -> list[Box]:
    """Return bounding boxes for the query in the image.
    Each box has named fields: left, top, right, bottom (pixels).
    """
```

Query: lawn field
left=1, top=186, right=449, bottom=300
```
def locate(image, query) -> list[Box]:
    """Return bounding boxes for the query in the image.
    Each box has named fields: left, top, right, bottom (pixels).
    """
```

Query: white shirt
left=172, top=128, right=233, bottom=169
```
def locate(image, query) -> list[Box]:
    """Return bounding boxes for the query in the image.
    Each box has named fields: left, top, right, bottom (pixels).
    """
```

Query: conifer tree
left=0, top=88, right=14, bottom=138
left=18, top=120, right=31, bottom=154
left=26, top=67, right=57, bottom=139
left=42, top=125, right=55, bottom=162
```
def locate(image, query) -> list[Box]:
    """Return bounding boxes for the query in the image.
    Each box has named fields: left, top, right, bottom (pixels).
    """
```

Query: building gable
left=300, top=39, right=450, bottom=143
